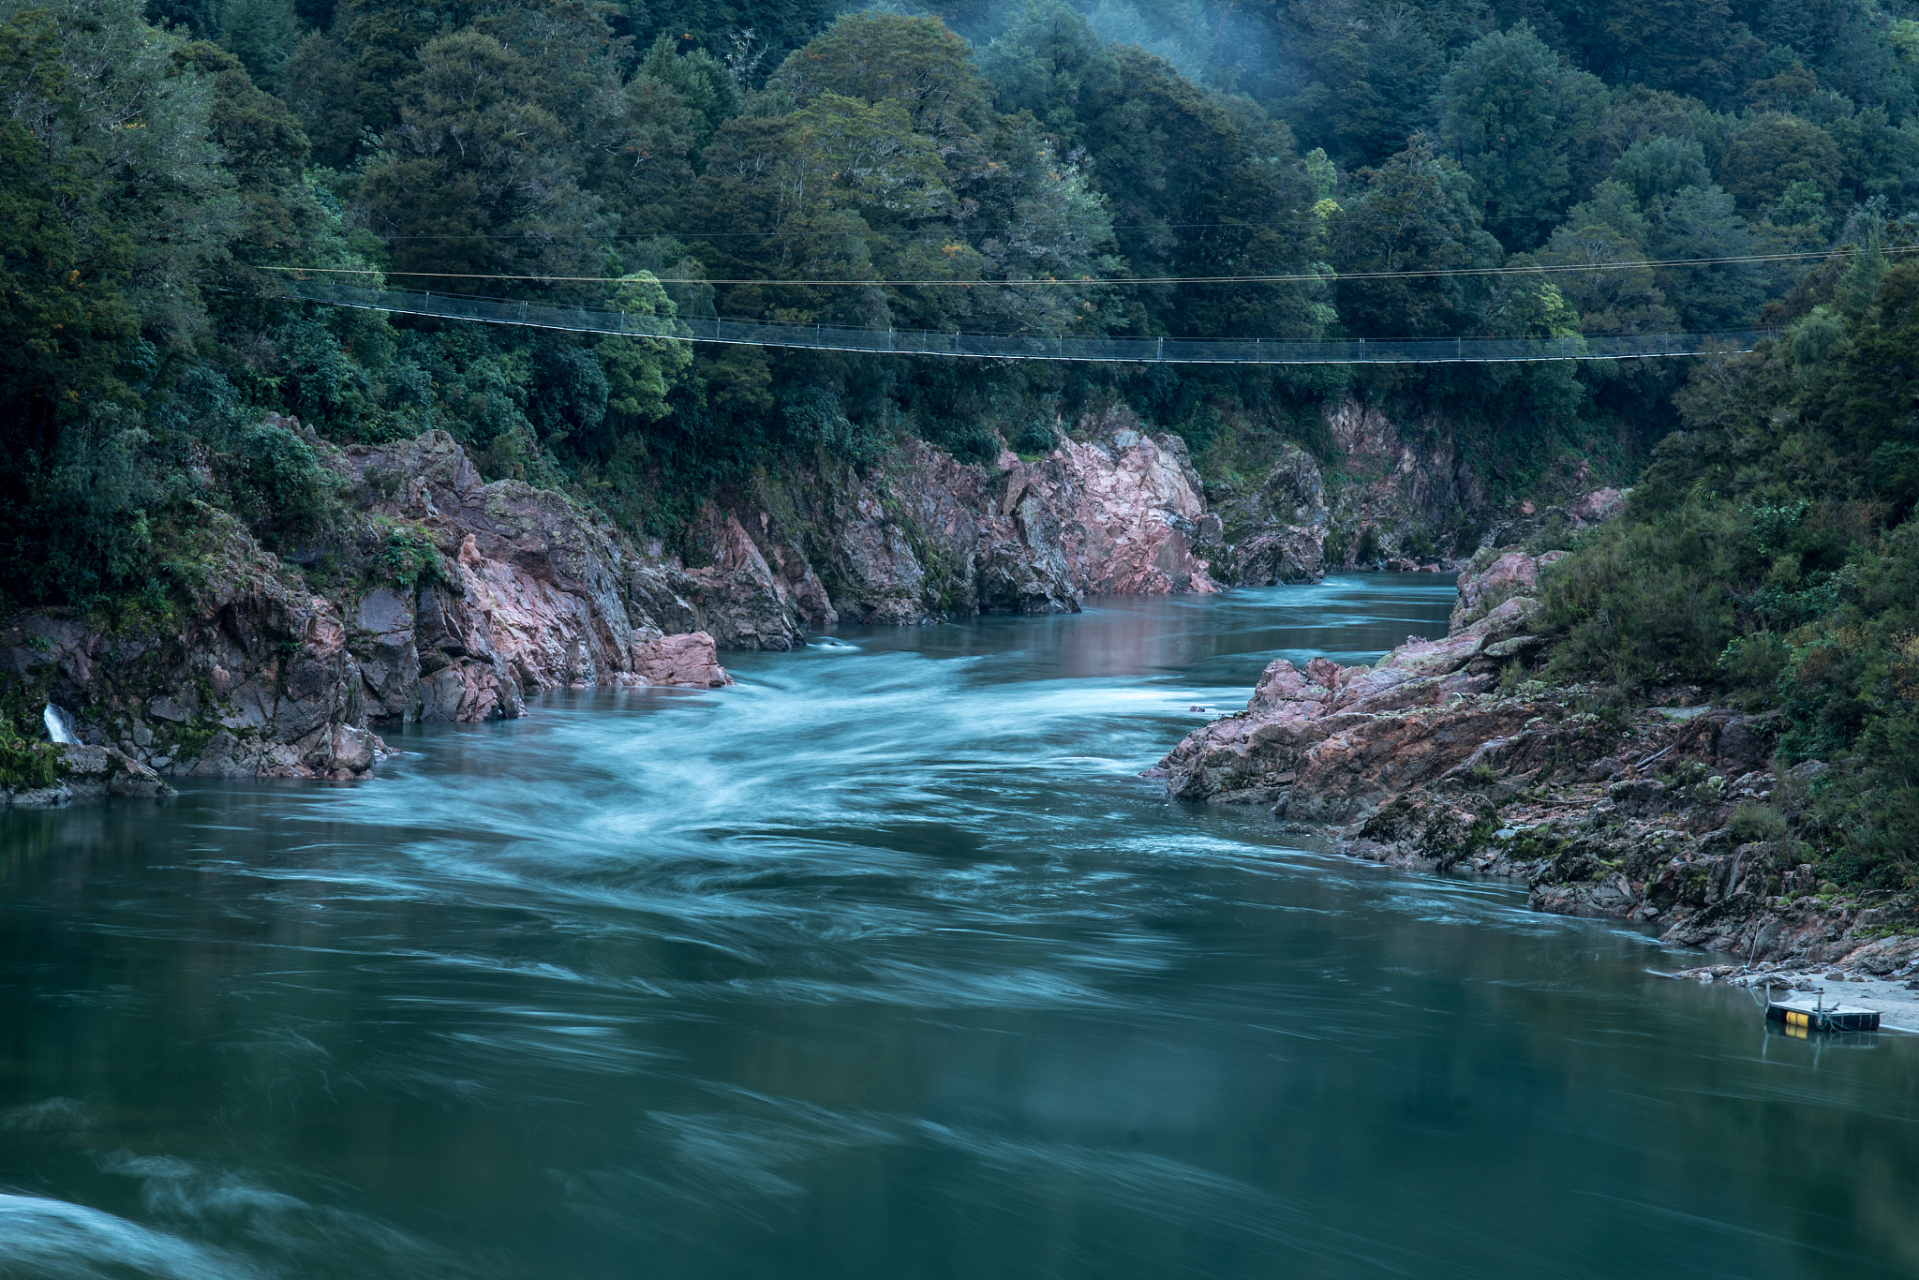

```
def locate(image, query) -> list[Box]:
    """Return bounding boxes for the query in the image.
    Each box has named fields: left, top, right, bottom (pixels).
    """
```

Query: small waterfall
left=42, top=704, right=80, bottom=745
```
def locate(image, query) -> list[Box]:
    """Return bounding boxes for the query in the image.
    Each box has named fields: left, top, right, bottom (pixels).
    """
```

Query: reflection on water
left=2, top=576, right=1917, bottom=1279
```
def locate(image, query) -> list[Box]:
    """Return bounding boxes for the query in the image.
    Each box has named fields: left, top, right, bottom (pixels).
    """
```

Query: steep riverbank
left=1157, top=545, right=1919, bottom=985
left=0, top=410, right=1219, bottom=788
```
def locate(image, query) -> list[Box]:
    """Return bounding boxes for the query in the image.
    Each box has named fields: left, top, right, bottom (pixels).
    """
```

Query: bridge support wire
left=281, top=281, right=1771, bottom=366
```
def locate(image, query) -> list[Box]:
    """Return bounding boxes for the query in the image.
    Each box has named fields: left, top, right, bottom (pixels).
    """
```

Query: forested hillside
left=8, top=0, right=1919, bottom=612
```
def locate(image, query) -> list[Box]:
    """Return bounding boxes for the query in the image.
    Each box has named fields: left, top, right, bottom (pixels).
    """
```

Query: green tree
left=596, top=271, right=692, bottom=426
left=1532, top=221, right=1676, bottom=334
left=1591, top=0, right=1765, bottom=107
left=279, top=30, right=363, bottom=168
left=0, top=4, right=167, bottom=605
left=1716, top=112, right=1842, bottom=213
left=4, top=0, right=235, bottom=350
left=976, top=0, right=1121, bottom=153
left=1332, top=134, right=1504, bottom=337
left=1279, top=0, right=1445, bottom=169
left=1435, top=24, right=1609, bottom=250
left=1072, top=45, right=1327, bottom=339
left=691, top=92, right=953, bottom=326
left=332, top=0, right=466, bottom=144
left=1649, top=183, right=1764, bottom=329
left=214, top=0, right=296, bottom=84
left=359, top=30, right=608, bottom=287
left=170, top=42, right=316, bottom=286
left=1609, top=135, right=1711, bottom=208
left=770, top=12, right=992, bottom=154
left=0, top=28, right=138, bottom=459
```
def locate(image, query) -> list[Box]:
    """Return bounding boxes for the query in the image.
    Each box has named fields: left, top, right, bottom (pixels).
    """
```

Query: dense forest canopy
left=0, top=1, right=1914, bottom=663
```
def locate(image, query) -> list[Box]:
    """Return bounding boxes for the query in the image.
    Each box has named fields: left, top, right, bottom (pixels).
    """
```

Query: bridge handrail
left=281, top=281, right=1773, bottom=365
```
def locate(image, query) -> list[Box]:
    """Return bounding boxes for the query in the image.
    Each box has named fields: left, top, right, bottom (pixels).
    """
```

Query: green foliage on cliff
left=375, top=523, right=446, bottom=591
left=0, top=697, right=64, bottom=790
left=1540, top=239, right=1919, bottom=888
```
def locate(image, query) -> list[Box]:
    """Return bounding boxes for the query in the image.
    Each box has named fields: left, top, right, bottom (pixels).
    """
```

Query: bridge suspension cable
left=284, top=281, right=1771, bottom=365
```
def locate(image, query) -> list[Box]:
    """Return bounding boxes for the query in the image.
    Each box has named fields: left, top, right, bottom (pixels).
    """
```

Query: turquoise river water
left=1, top=575, right=1916, bottom=1279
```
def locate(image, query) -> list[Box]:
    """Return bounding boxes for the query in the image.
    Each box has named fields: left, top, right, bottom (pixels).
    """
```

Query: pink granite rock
left=629, top=631, right=732, bottom=688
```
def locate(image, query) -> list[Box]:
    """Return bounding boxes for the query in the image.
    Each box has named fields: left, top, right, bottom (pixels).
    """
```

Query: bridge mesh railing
left=284, top=281, right=1770, bottom=365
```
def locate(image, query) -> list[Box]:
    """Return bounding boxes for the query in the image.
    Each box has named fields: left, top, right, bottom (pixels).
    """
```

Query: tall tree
left=1717, top=112, right=1843, bottom=213
left=359, top=30, right=609, bottom=287
left=1649, top=184, right=1765, bottom=329
left=1332, top=133, right=1504, bottom=337
left=1435, top=24, right=1608, bottom=250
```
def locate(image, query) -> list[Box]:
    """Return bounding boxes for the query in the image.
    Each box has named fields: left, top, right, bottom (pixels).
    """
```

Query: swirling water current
left=2, top=575, right=1916, bottom=1280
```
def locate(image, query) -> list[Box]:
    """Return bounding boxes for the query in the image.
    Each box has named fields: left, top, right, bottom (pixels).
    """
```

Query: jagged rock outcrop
left=1202, top=397, right=1631, bottom=582
left=629, top=631, right=732, bottom=687
left=339, top=432, right=739, bottom=713
left=1449, top=548, right=1566, bottom=631
left=1, top=427, right=735, bottom=781
left=703, top=407, right=1219, bottom=634
left=1037, top=413, right=1218, bottom=597
left=1163, top=513, right=1919, bottom=973
left=1319, top=398, right=1487, bottom=569
left=1155, top=544, right=1568, bottom=813
left=1474, top=484, right=1627, bottom=553
left=1208, top=442, right=1331, bottom=585
left=2, top=743, right=173, bottom=807
left=3, top=523, right=388, bottom=780
left=345, top=430, right=724, bottom=703
left=1153, top=594, right=1542, bottom=817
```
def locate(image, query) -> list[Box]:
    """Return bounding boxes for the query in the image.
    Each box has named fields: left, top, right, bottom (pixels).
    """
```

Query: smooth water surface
left=2, top=576, right=1917, bottom=1279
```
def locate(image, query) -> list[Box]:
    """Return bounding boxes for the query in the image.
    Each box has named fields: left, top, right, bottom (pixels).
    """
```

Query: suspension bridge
left=284, top=280, right=1771, bottom=365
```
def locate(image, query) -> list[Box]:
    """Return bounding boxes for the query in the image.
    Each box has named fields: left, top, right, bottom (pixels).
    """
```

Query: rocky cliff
left=1205, top=398, right=1629, bottom=584
left=689, top=405, right=1219, bottom=636
left=2, top=407, right=1224, bottom=791
left=2, top=424, right=732, bottom=793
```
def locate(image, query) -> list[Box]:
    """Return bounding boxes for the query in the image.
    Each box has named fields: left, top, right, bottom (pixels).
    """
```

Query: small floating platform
left=1766, top=992, right=1880, bottom=1034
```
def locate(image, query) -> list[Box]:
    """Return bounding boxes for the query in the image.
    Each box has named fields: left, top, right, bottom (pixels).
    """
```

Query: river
left=2, top=576, right=1916, bottom=1279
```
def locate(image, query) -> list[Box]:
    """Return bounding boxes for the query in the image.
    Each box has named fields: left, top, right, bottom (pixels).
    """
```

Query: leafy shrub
left=1717, top=631, right=1790, bottom=693
left=1538, top=503, right=1744, bottom=687
left=378, top=527, right=447, bottom=591
left=1012, top=418, right=1057, bottom=456
left=1729, top=801, right=1788, bottom=844
left=0, top=709, right=65, bottom=791
left=231, top=421, right=339, bottom=542
left=781, top=385, right=882, bottom=466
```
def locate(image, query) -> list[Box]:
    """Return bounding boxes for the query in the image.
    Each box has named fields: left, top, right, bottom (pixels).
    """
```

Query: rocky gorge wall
left=2, top=425, right=736, bottom=792
left=2, top=392, right=1611, bottom=798
left=0, top=405, right=1225, bottom=794
left=691, top=405, right=1220, bottom=638
left=1204, top=398, right=1627, bottom=586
